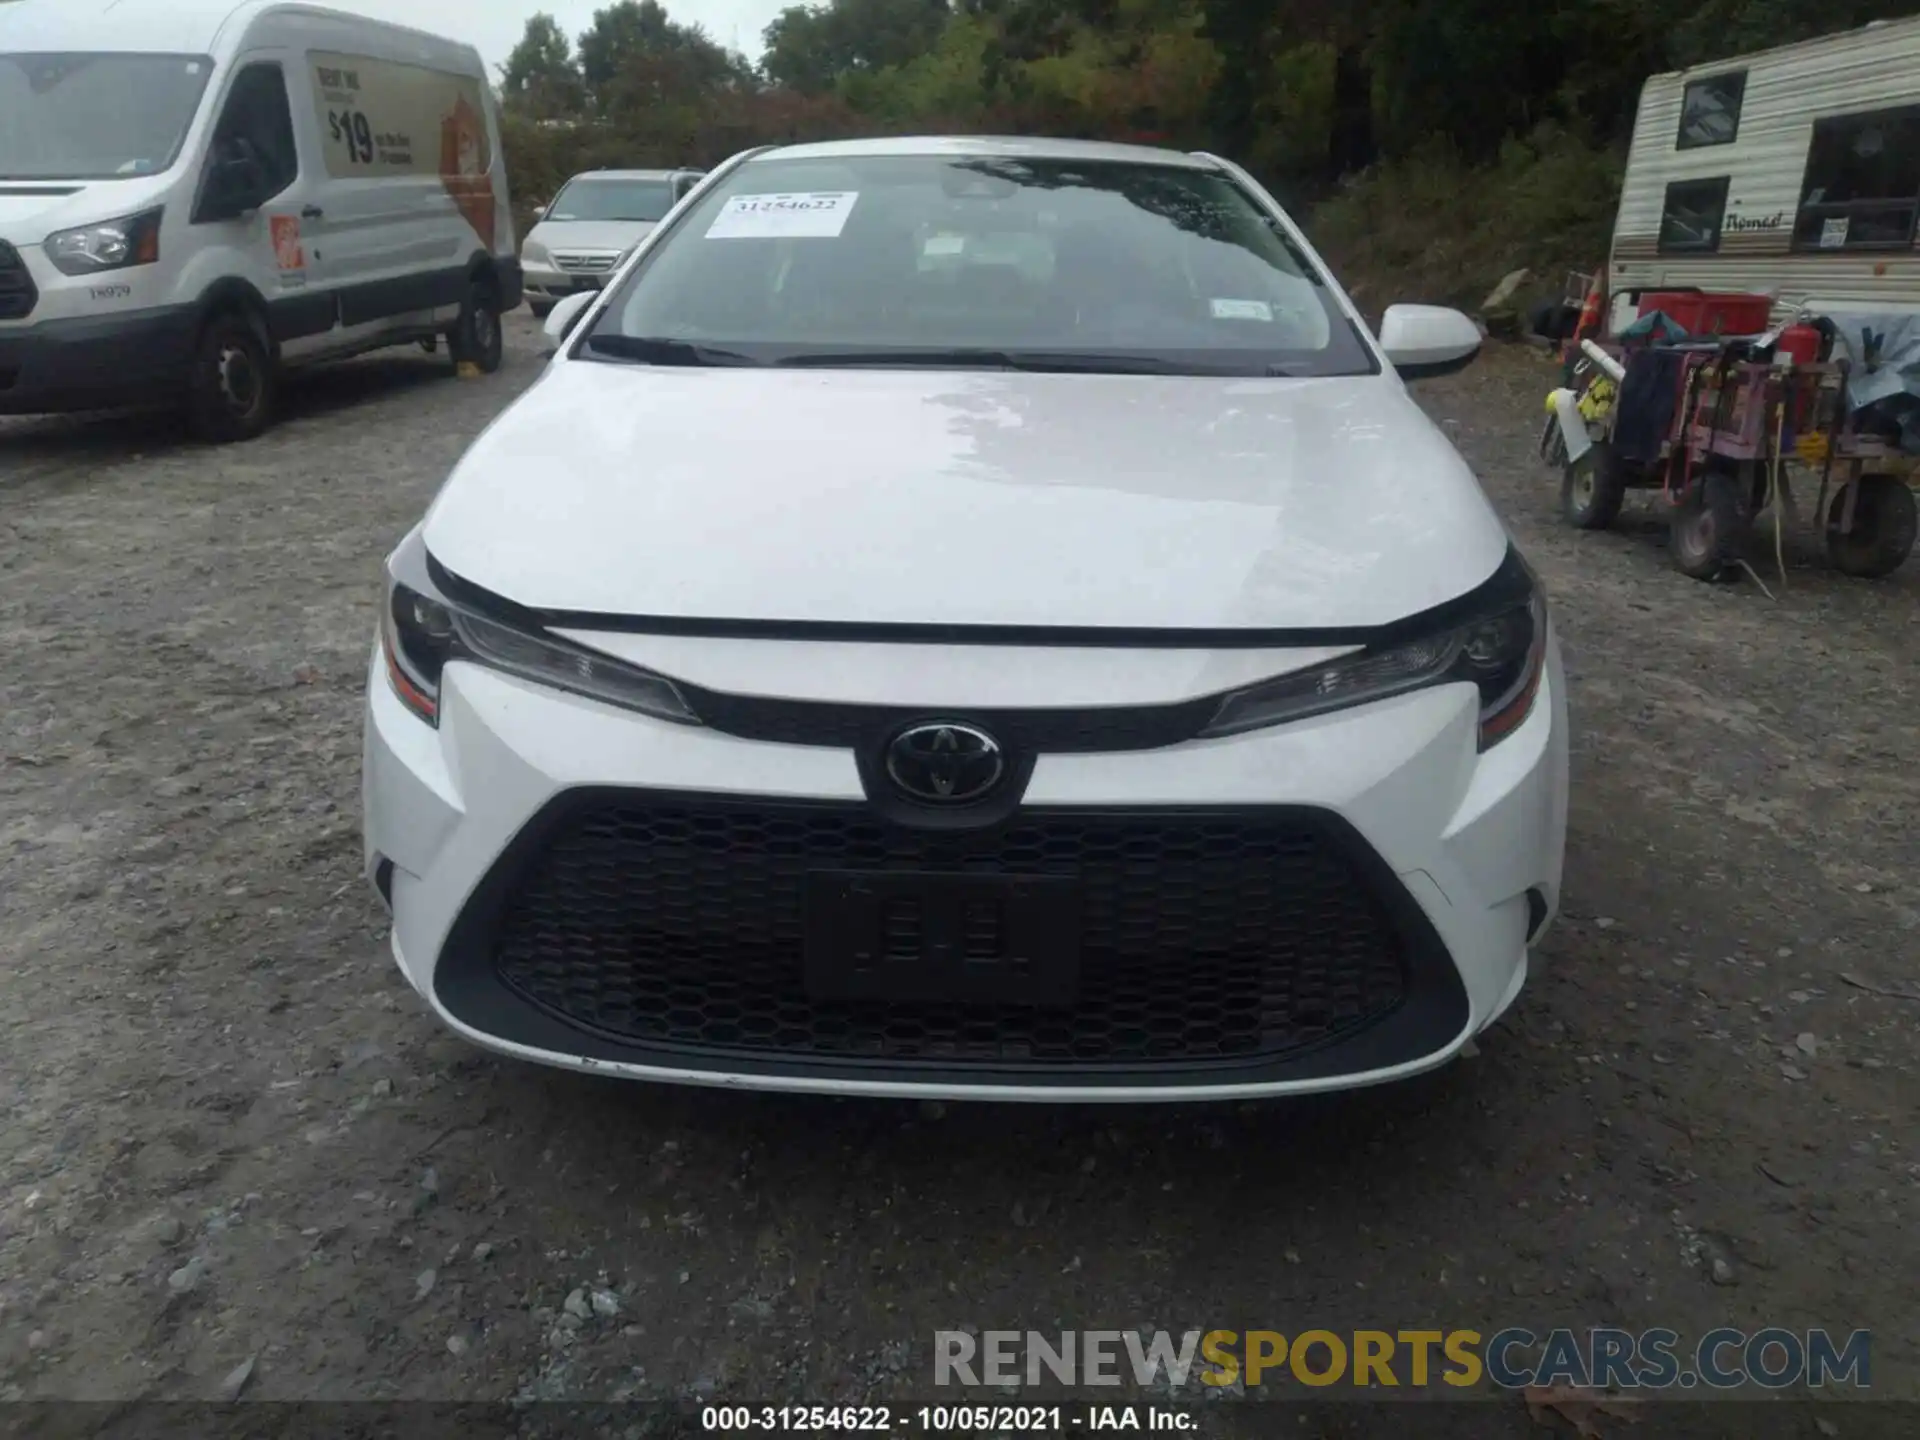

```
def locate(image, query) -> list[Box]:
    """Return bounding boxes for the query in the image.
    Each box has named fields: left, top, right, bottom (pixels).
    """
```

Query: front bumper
left=0, top=305, right=199, bottom=416
left=362, top=635, right=1569, bottom=1102
left=520, top=257, right=612, bottom=302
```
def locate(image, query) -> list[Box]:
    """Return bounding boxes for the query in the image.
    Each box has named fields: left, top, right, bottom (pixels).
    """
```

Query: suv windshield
left=548, top=177, right=677, bottom=224
left=0, top=53, right=213, bottom=180
left=585, top=153, right=1373, bottom=376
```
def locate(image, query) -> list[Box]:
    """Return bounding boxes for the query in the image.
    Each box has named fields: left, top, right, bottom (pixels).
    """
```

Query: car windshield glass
left=585, top=153, right=1373, bottom=376
left=0, top=52, right=213, bottom=180
left=548, top=177, right=676, bottom=223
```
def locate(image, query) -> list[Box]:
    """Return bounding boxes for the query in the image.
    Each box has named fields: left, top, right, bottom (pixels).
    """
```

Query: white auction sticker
left=1211, top=298, right=1274, bottom=322
left=922, top=233, right=966, bottom=256
left=705, top=192, right=859, bottom=240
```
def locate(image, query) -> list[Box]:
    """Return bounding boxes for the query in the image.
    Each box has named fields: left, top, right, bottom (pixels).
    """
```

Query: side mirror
left=532, top=204, right=549, bottom=222
left=542, top=290, right=595, bottom=352
left=198, top=152, right=268, bottom=223
left=1378, top=304, right=1483, bottom=380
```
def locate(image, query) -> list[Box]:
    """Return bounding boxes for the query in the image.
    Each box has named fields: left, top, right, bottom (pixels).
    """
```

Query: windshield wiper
left=583, top=334, right=763, bottom=367
left=775, top=349, right=1202, bottom=375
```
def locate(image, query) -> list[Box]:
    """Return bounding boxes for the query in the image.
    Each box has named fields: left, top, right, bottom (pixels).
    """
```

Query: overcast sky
left=326, top=0, right=791, bottom=74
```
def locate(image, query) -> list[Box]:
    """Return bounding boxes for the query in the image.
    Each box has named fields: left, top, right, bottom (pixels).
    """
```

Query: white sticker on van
left=309, top=50, right=498, bottom=250
left=1211, top=298, right=1274, bottom=322
left=1820, top=217, right=1850, bottom=249
left=923, top=234, right=965, bottom=256
left=705, top=192, right=858, bottom=240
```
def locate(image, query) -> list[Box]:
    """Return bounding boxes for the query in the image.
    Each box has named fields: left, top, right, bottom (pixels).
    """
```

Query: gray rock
left=472, top=1241, right=495, bottom=1262
left=167, top=1256, right=206, bottom=1295
left=447, top=1334, right=470, bottom=1357
left=217, top=1353, right=257, bottom=1402
left=1482, top=268, right=1531, bottom=313
left=1711, top=1257, right=1737, bottom=1286
left=1796, top=1032, right=1820, bottom=1057
left=26, top=1331, right=48, bottom=1352
left=591, top=1288, right=621, bottom=1319
left=415, top=1268, right=437, bottom=1301
left=563, top=1287, right=592, bottom=1321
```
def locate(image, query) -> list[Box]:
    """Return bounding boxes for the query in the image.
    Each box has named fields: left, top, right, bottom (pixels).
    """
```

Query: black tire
left=529, top=298, right=555, bottom=320
left=449, top=277, right=504, bottom=374
left=1825, top=474, right=1919, bottom=579
left=185, top=310, right=275, bottom=444
left=1670, top=469, right=1745, bottom=581
left=1561, top=441, right=1628, bottom=530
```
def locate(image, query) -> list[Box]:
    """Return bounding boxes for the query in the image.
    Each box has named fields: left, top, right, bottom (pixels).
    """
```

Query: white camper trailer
left=1607, top=15, right=1920, bottom=333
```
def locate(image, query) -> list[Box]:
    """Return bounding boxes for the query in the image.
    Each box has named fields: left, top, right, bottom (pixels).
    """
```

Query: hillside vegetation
left=497, top=0, right=1915, bottom=304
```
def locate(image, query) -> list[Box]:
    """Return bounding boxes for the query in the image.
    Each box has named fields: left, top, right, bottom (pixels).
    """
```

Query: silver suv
left=519, top=168, right=704, bottom=315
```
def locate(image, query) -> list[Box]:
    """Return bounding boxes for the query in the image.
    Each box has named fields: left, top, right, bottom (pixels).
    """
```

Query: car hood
left=526, top=218, right=655, bottom=253
left=422, top=363, right=1512, bottom=632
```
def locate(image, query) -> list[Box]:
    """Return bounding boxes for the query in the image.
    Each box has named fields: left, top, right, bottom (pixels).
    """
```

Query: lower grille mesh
left=489, top=800, right=1413, bottom=1069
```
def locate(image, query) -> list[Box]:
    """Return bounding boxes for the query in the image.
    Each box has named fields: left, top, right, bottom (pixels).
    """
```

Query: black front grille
left=479, top=798, right=1423, bottom=1072
left=680, top=682, right=1221, bottom=753
left=0, top=242, right=36, bottom=321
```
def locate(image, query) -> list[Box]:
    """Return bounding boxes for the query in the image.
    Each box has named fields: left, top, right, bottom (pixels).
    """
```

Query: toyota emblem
left=884, top=722, right=1005, bottom=804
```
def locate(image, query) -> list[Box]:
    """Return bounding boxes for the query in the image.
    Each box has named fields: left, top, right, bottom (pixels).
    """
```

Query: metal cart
left=1542, top=340, right=1919, bottom=581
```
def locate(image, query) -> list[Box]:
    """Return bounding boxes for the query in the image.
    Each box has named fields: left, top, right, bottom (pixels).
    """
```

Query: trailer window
left=1677, top=71, right=1745, bottom=149
left=1793, top=106, right=1920, bottom=251
left=1659, top=176, right=1730, bottom=253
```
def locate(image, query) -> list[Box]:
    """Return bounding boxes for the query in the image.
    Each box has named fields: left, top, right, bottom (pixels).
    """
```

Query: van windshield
left=548, top=178, right=677, bottom=224
left=0, top=53, right=214, bottom=180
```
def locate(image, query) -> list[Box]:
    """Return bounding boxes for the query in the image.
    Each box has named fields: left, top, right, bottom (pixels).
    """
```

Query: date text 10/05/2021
left=702, top=1406, right=1191, bottom=1432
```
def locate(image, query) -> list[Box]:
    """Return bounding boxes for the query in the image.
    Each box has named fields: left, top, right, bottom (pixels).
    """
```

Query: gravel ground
left=1, top=318, right=1916, bottom=1430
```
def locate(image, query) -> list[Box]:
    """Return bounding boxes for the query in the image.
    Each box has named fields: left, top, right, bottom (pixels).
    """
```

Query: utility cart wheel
left=1561, top=441, right=1628, bottom=530
left=1670, top=470, right=1746, bottom=581
left=1825, top=474, right=1919, bottom=579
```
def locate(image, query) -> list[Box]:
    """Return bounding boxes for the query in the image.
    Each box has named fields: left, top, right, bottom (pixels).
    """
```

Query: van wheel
left=186, top=311, right=275, bottom=444
left=529, top=299, right=555, bottom=320
left=450, top=279, right=504, bottom=374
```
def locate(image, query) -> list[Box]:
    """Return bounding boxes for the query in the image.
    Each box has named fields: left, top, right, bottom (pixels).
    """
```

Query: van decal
left=440, top=91, right=497, bottom=253
left=272, top=216, right=307, bottom=276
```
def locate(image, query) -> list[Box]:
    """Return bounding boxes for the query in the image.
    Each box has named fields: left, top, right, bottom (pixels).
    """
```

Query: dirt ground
left=1, top=319, right=1916, bottom=1432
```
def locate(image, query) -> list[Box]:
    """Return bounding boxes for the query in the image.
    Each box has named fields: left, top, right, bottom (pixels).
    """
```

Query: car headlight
left=1199, top=548, right=1548, bottom=751
left=378, top=533, right=699, bottom=728
left=521, top=238, right=550, bottom=265
left=45, top=208, right=164, bottom=276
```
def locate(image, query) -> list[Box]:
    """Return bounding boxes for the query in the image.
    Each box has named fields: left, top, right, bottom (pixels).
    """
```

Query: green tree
left=500, top=13, right=585, bottom=119
left=763, top=0, right=951, bottom=94
left=578, top=0, right=753, bottom=111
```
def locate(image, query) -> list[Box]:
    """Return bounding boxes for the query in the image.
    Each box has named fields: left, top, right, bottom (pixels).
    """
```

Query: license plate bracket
left=803, top=870, right=1081, bottom=1007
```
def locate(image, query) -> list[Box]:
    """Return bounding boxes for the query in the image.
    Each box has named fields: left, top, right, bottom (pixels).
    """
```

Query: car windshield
left=548, top=177, right=677, bottom=223
left=0, top=53, right=213, bottom=180
left=584, top=153, right=1373, bottom=376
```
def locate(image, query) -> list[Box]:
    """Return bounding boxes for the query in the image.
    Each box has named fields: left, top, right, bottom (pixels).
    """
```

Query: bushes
left=1306, top=124, right=1624, bottom=310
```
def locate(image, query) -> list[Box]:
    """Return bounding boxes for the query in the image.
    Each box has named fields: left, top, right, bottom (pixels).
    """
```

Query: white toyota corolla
left=363, top=136, right=1569, bottom=1103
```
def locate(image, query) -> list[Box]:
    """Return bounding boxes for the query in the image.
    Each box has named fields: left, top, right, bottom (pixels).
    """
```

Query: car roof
left=748, top=135, right=1220, bottom=170
left=569, top=169, right=703, bottom=181
left=0, top=0, right=473, bottom=64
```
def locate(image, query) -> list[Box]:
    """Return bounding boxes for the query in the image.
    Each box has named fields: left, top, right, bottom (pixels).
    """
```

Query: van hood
left=0, top=180, right=169, bottom=241
left=526, top=218, right=656, bottom=254
left=422, top=363, right=1512, bottom=633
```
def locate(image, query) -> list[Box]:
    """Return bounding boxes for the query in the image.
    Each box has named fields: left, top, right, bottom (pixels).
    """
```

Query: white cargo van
left=0, top=0, right=521, bottom=441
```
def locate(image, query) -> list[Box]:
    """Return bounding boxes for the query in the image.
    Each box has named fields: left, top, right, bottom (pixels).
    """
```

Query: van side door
left=188, top=54, right=338, bottom=362
left=304, top=50, right=495, bottom=344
